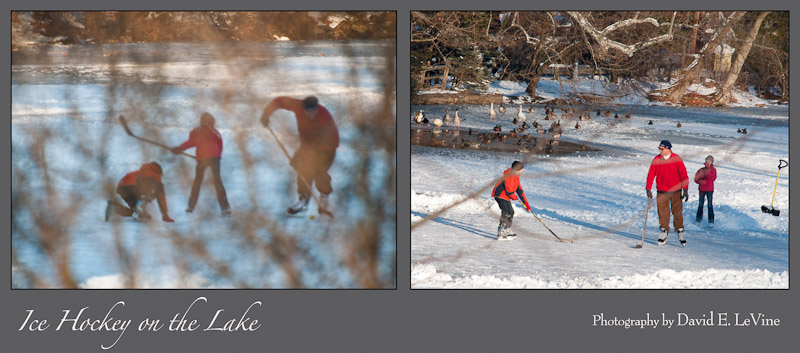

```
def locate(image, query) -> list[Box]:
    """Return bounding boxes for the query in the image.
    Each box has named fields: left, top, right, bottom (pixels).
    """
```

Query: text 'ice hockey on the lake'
left=18, top=297, right=262, bottom=349
left=592, top=312, right=781, bottom=329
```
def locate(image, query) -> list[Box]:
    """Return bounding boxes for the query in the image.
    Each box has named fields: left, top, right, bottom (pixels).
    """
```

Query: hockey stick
left=264, top=124, right=334, bottom=219
left=119, top=115, right=196, bottom=159
left=635, top=198, right=651, bottom=248
left=525, top=206, right=572, bottom=243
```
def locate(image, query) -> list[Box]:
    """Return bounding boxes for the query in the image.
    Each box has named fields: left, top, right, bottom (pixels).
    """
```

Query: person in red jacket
left=646, top=140, right=689, bottom=246
left=260, top=96, right=339, bottom=215
left=694, top=155, right=717, bottom=228
left=105, top=161, right=174, bottom=222
left=491, top=161, right=532, bottom=240
left=171, top=112, right=231, bottom=215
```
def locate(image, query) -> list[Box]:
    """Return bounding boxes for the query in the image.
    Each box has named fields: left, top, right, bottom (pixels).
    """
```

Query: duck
left=648, top=120, right=653, bottom=125
left=597, top=110, right=601, bottom=116
left=604, top=110, right=611, bottom=117
left=414, top=110, right=425, bottom=124
left=517, top=105, right=527, bottom=125
left=625, top=113, right=631, bottom=119
left=742, top=128, right=748, bottom=134
left=453, top=110, right=461, bottom=131
left=532, top=121, right=539, bottom=128
left=499, top=103, right=506, bottom=115
left=489, top=102, right=497, bottom=121
left=433, top=118, right=443, bottom=128
left=677, top=122, right=682, bottom=128
left=575, top=122, right=581, bottom=131
left=737, top=128, right=742, bottom=133
left=528, top=104, right=534, bottom=113
left=443, top=108, right=451, bottom=127
left=614, top=114, right=619, bottom=119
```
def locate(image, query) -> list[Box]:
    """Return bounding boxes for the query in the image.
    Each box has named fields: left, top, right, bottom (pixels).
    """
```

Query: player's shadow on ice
left=411, top=211, right=497, bottom=240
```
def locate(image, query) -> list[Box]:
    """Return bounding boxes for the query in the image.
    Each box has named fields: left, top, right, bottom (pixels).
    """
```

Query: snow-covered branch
left=568, top=11, right=676, bottom=57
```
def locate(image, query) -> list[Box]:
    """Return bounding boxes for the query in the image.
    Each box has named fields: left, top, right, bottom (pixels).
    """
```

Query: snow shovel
left=761, top=159, right=788, bottom=216
left=635, top=198, right=651, bottom=249
left=119, top=116, right=196, bottom=159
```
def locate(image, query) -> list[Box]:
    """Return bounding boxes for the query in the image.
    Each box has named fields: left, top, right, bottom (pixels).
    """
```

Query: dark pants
left=114, top=183, right=165, bottom=217
left=656, top=191, right=684, bottom=232
left=188, top=158, right=230, bottom=211
left=291, top=146, right=336, bottom=199
left=495, top=197, right=514, bottom=229
left=696, top=191, right=714, bottom=223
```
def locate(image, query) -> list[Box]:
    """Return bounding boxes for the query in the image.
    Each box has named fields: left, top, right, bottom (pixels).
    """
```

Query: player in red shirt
left=171, top=112, right=231, bottom=216
left=105, top=161, right=174, bottom=222
left=260, top=96, right=339, bottom=215
left=645, top=140, right=689, bottom=246
left=491, top=161, right=532, bottom=240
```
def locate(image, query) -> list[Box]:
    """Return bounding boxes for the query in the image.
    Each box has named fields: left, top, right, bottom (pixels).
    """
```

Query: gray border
left=4, top=2, right=797, bottom=353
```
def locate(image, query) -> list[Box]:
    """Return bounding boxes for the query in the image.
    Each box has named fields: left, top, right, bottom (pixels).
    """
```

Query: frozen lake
left=12, top=41, right=397, bottom=288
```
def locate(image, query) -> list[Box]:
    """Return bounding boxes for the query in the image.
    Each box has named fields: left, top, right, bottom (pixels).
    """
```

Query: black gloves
left=646, top=189, right=653, bottom=199
left=682, top=189, right=689, bottom=202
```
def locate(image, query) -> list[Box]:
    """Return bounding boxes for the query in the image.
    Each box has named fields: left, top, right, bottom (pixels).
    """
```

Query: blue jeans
left=696, top=191, right=714, bottom=223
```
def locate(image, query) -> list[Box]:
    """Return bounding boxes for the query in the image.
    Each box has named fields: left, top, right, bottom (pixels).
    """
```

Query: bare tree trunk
left=526, top=70, right=545, bottom=97
left=660, top=11, right=745, bottom=103
left=713, top=11, right=770, bottom=106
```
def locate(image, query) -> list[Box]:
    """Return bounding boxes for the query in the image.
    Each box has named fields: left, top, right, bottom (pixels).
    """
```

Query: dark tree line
left=13, top=11, right=396, bottom=45
left=411, top=11, right=788, bottom=105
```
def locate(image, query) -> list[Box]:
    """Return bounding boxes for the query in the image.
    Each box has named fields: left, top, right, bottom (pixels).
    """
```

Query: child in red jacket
left=491, top=161, right=532, bottom=240
left=694, top=155, right=717, bottom=228
left=171, top=112, right=231, bottom=215
left=105, top=162, right=174, bottom=222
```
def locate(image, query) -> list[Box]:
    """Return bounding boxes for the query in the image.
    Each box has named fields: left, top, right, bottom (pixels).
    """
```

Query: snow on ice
left=411, top=78, right=788, bottom=289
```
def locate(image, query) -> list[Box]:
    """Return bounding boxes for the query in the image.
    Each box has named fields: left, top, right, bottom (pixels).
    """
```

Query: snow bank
left=412, top=264, right=788, bottom=289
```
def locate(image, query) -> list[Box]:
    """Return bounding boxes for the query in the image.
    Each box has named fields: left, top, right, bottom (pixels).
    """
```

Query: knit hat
left=302, top=96, right=319, bottom=110
left=705, top=155, right=714, bottom=165
left=659, top=140, right=672, bottom=150
left=200, top=112, right=215, bottom=126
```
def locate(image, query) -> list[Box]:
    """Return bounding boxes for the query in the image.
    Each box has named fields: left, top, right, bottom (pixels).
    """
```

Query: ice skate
left=287, top=196, right=309, bottom=215
left=657, top=228, right=668, bottom=246
left=677, top=228, right=686, bottom=246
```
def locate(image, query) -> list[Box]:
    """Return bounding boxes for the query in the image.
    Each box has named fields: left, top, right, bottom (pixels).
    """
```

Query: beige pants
left=656, top=191, right=684, bottom=232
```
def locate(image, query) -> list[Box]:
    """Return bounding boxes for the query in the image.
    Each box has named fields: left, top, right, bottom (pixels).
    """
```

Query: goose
left=433, top=118, right=443, bottom=128
left=453, top=110, right=461, bottom=131
left=489, top=102, right=497, bottom=121
left=443, top=108, right=452, bottom=127
left=499, top=103, right=506, bottom=115
left=517, top=105, right=527, bottom=125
